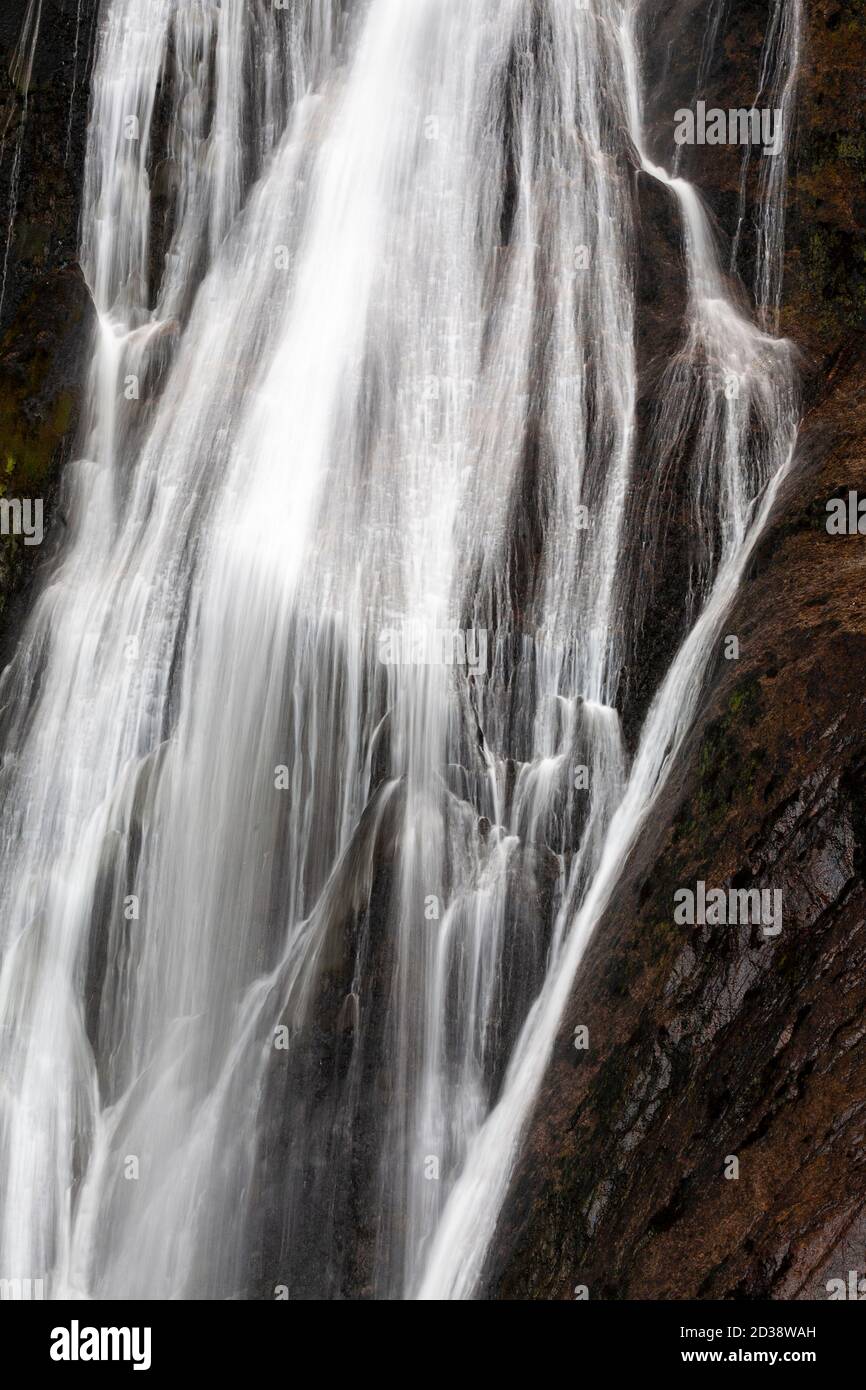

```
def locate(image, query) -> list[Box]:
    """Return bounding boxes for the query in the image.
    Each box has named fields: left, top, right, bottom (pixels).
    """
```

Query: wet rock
left=0, top=0, right=97, bottom=644
left=641, top=0, right=866, bottom=371
left=485, top=357, right=866, bottom=1300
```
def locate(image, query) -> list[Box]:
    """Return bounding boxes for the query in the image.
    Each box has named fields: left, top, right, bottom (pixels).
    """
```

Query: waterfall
left=0, top=0, right=801, bottom=1300
left=418, top=1, right=801, bottom=1301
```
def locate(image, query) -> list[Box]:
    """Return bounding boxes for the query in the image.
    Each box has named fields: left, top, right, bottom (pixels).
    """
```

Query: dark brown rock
left=485, top=357, right=866, bottom=1300
left=0, top=0, right=96, bottom=641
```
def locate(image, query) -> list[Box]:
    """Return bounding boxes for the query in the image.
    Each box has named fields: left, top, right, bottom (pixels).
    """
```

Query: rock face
left=487, top=359, right=866, bottom=1299
left=641, top=0, right=866, bottom=368
left=0, top=0, right=96, bottom=642
left=781, top=0, right=866, bottom=363
left=484, top=1, right=866, bottom=1301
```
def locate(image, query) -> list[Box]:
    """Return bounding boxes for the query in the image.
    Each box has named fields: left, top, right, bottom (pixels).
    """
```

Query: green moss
left=836, top=133, right=866, bottom=167
left=791, top=221, right=866, bottom=343
left=693, top=676, right=764, bottom=827
left=650, top=918, right=680, bottom=964
left=727, top=676, right=760, bottom=721
left=0, top=373, right=74, bottom=491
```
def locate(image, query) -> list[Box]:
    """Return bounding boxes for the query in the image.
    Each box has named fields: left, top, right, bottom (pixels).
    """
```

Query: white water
left=0, top=0, right=800, bottom=1300
left=418, top=2, right=801, bottom=1300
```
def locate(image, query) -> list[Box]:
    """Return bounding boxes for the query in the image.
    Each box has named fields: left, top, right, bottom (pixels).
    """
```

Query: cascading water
left=418, top=1, right=802, bottom=1300
left=0, top=0, right=801, bottom=1300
